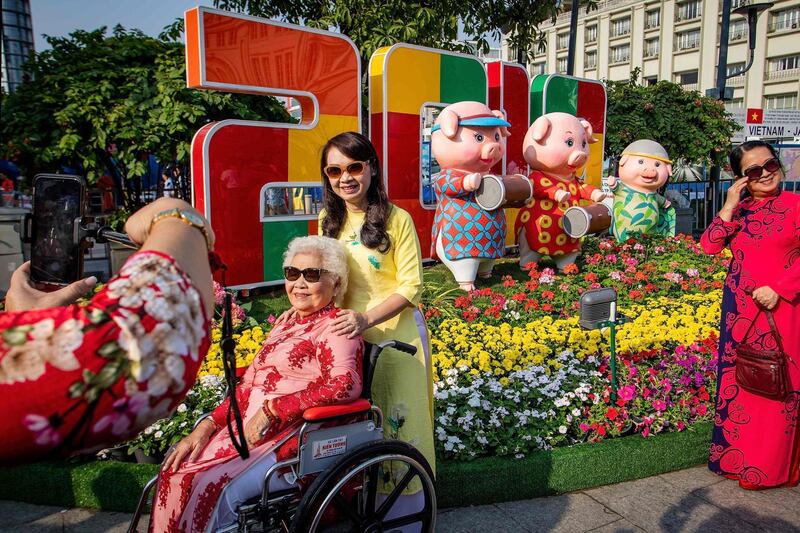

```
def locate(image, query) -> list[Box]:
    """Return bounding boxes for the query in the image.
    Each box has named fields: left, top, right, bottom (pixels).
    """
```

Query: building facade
left=503, top=0, right=800, bottom=110
left=1, top=0, right=34, bottom=93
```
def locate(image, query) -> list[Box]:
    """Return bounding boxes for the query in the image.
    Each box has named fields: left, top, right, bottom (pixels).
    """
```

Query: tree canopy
left=604, top=70, right=739, bottom=169
left=0, top=26, right=289, bottom=184
left=212, top=0, right=568, bottom=64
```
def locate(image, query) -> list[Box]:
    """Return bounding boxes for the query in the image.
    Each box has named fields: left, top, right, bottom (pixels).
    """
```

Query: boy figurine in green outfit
left=607, top=139, right=676, bottom=242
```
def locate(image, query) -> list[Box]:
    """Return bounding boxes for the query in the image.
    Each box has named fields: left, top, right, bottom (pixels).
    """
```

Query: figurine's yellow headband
left=622, top=152, right=672, bottom=165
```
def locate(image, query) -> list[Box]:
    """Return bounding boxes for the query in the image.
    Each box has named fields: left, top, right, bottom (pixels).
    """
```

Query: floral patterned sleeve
left=268, top=332, right=363, bottom=429
left=700, top=213, right=741, bottom=254
left=0, top=251, right=209, bottom=462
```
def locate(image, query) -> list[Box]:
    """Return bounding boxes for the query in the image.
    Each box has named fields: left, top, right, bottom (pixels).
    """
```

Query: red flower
left=606, top=408, right=619, bottom=420
left=512, top=292, right=526, bottom=302
left=525, top=280, right=540, bottom=291
left=524, top=299, right=539, bottom=311
left=562, top=263, right=579, bottom=275
left=542, top=290, right=555, bottom=300
left=628, top=290, right=644, bottom=300
left=542, top=303, right=553, bottom=312
left=596, top=424, right=607, bottom=436
left=502, top=275, right=516, bottom=288
left=584, top=272, right=598, bottom=283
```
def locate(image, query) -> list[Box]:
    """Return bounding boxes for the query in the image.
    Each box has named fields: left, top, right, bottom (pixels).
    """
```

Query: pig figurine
left=607, top=139, right=676, bottom=242
left=431, top=101, right=511, bottom=291
left=515, top=112, right=609, bottom=271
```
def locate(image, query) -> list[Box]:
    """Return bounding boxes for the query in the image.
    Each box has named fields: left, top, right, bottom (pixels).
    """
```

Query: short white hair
left=283, top=235, right=349, bottom=300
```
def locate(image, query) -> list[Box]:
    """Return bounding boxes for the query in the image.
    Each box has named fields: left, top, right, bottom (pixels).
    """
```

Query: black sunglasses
left=283, top=266, right=329, bottom=283
left=742, top=158, right=781, bottom=181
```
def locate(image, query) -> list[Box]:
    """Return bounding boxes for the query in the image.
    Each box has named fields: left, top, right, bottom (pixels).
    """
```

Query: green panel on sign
left=263, top=220, right=309, bottom=282
left=530, top=74, right=549, bottom=122
left=439, top=54, right=486, bottom=103
left=544, top=75, right=578, bottom=115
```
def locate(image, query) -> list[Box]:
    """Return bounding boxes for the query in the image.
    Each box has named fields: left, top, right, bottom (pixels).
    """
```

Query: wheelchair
left=128, top=340, right=437, bottom=532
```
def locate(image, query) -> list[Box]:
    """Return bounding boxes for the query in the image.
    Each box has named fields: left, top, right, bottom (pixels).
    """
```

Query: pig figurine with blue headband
left=430, top=101, right=511, bottom=291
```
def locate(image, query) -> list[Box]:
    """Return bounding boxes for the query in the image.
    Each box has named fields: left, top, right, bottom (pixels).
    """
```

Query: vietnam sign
left=730, top=108, right=800, bottom=142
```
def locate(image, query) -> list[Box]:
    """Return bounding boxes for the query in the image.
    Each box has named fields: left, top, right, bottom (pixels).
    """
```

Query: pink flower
left=605, top=254, right=618, bottom=263
left=697, top=404, right=708, bottom=416
left=686, top=268, right=699, bottom=278
left=618, top=385, right=637, bottom=401
left=579, top=423, right=590, bottom=432
left=267, top=314, right=277, bottom=324
left=652, top=400, right=667, bottom=412
left=599, top=241, right=613, bottom=251
left=24, top=414, right=61, bottom=446
left=609, top=270, right=622, bottom=281
left=642, top=426, right=650, bottom=437
left=660, top=378, right=673, bottom=393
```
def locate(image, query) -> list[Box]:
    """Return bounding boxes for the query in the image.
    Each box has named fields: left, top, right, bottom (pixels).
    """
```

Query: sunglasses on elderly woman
left=283, top=266, right=329, bottom=283
left=743, top=158, right=781, bottom=181
left=323, top=161, right=367, bottom=179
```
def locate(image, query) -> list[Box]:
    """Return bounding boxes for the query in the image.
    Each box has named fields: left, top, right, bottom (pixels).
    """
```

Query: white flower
left=177, top=403, right=187, bottom=413
left=154, top=430, right=163, bottom=438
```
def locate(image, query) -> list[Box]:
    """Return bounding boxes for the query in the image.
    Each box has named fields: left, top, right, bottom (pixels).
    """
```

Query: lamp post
left=706, top=1, right=773, bottom=220
left=566, top=0, right=580, bottom=75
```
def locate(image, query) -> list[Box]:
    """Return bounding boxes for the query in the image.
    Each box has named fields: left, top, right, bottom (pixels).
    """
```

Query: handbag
left=735, top=307, right=796, bottom=401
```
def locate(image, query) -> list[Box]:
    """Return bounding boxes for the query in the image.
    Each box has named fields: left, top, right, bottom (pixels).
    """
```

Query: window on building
left=770, top=54, right=800, bottom=71
left=728, top=19, right=747, bottom=41
left=675, top=70, right=699, bottom=87
left=676, top=0, right=702, bottom=21
left=770, top=7, right=800, bottom=32
left=645, top=8, right=661, bottom=29
left=611, top=17, right=631, bottom=37
left=675, top=29, right=701, bottom=50
left=610, top=43, right=631, bottom=64
left=557, top=56, right=569, bottom=73
left=725, top=98, right=744, bottom=110
left=644, top=37, right=660, bottom=58
left=585, top=25, right=598, bottom=43
left=644, top=76, right=658, bottom=86
left=585, top=50, right=597, bottom=69
left=557, top=33, right=570, bottom=50
left=731, top=0, right=748, bottom=8
left=532, top=62, right=546, bottom=75
left=726, top=62, right=746, bottom=77
left=764, top=93, right=798, bottom=109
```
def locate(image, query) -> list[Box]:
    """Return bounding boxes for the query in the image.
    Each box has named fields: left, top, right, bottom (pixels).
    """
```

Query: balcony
left=674, top=40, right=701, bottom=52
left=764, top=68, right=800, bottom=81
left=681, top=83, right=699, bottom=91
left=645, top=20, right=660, bottom=30
left=610, top=26, right=632, bottom=38
left=727, top=74, right=746, bottom=86
left=610, top=54, right=631, bottom=65
left=644, top=46, right=660, bottom=58
left=542, top=0, right=642, bottom=27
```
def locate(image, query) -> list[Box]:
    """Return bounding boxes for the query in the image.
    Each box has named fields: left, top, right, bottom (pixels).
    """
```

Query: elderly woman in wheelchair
left=135, top=235, right=435, bottom=533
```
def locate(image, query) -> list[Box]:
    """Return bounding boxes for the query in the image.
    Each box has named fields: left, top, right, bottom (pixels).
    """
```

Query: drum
left=474, top=174, right=533, bottom=211
left=563, top=203, right=612, bottom=238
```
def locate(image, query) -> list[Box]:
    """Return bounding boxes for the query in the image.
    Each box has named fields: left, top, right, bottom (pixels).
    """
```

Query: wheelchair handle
left=377, top=340, right=417, bottom=356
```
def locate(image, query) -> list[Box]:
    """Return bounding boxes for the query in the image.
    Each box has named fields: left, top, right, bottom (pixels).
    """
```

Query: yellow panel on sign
left=383, top=47, right=441, bottom=115
left=287, top=114, right=359, bottom=182
left=585, top=133, right=604, bottom=188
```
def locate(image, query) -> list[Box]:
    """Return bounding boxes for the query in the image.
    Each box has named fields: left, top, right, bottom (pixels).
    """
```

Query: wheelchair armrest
left=302, top=399, right=372, bottom=422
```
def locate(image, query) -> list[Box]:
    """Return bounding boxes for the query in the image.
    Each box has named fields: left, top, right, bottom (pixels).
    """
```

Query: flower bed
left=122, top=234, right=728, bottom=464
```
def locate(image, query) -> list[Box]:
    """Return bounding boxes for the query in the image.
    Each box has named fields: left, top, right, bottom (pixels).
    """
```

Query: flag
left=746, top=108, right=763, bottom=124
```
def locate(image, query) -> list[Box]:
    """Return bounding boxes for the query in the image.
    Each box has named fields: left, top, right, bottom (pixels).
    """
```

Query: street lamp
left=708, top=0, right=774, bottom=101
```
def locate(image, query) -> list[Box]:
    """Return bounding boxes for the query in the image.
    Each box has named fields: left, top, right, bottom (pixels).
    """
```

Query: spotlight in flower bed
left=579, top=287, right=631, bottom=399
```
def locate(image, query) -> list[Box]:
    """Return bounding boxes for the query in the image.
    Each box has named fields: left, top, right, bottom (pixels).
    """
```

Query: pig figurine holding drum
left=515, top=112, right=610, bottom=271
left=607, top=139, right=676, bottom=242
left=430, top=101, right=514, bottom=291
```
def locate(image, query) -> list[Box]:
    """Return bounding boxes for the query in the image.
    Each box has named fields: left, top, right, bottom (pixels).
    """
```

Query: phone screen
left=31, top=176, right=84, bottom=285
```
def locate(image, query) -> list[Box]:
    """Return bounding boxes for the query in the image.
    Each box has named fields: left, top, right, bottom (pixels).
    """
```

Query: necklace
left=345, top=215, right=362, bottom=245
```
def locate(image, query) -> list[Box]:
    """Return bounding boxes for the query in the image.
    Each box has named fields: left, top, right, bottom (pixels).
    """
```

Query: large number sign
left=185, top=7, right=360, bottom=288
left=186, top=8, right=607, bottom=287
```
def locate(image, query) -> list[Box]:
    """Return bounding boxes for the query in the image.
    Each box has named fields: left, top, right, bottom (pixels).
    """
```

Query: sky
left=31, top=0, right=215, bottom=50
left=29, top=0, right=497, bottom=51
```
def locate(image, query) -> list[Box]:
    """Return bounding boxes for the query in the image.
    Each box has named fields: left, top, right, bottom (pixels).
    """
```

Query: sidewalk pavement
left=2, top=466, right=799, bottom=532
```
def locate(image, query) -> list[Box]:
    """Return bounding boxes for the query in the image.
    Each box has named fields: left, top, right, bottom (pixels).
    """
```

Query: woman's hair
left=320, top=132, right=392, bottom=253
left=283, top=235, right=349, bottom=300
left=729, top=140, right=782, bottom=177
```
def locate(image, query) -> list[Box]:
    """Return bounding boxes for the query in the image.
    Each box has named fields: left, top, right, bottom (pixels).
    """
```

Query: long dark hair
left=320, top=132, right=392, bottom=253
left=729, top=140, right=782, bottom=177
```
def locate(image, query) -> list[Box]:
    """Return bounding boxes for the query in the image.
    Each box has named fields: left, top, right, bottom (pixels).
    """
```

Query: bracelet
left=262, top=403, right=279, bottom=427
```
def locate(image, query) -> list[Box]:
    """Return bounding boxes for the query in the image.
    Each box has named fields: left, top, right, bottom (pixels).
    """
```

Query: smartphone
left=739, top=184, right=752, bottom=202
left=30, top=174, right=86, bottom=285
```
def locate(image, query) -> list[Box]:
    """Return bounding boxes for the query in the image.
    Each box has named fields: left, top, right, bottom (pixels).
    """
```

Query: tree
left=0, top=27, right=289, bottom=185
left=604, top=70, right=739, bottom=168
left=212, top=0, right=569, bottom=65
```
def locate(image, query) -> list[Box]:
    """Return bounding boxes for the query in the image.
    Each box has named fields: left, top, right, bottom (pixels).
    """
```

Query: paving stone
left=586, top=517, right=646, bottom=533
left=496, top=493, right=621, bottom=533
left=0, top=500, right=65, bottom=527
left=3, top=507, right=132, bottom=533
left=584, top=475, right=763, bottom=533
left=436, top=504, right=530, bottom=533
left=691, top=481, right=800, bottom=532
left=658, top=466, right=725, bottom=492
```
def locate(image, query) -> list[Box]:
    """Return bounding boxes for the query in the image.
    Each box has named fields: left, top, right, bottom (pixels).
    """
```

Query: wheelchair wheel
left=290, top=440, right=436, bottom=533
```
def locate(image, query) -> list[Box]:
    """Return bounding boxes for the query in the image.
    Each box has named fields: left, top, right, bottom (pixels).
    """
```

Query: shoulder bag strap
left=741, top=307, right=763, bottom=343
left=764, top=309, right=797, bottom=368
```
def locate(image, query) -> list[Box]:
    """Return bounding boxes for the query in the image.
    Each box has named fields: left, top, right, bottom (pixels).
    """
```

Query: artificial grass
left=0, top=422, right=712, bottom=512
